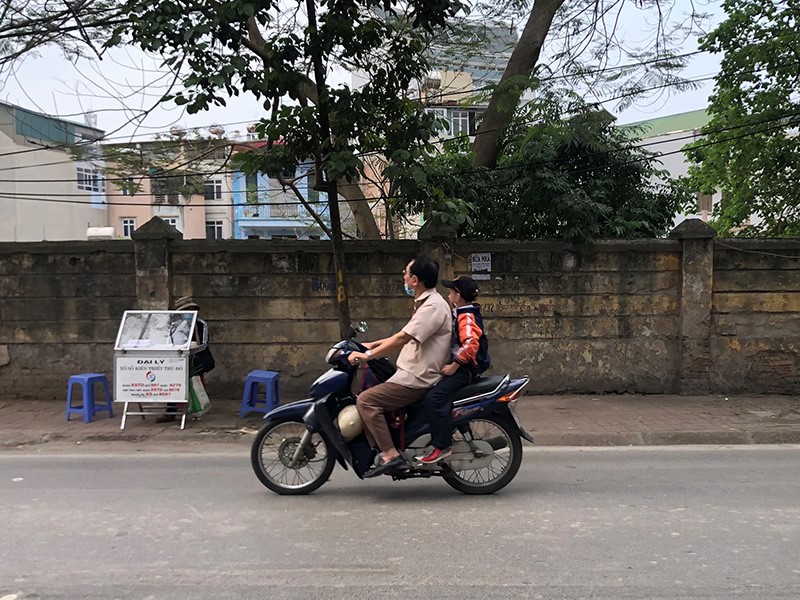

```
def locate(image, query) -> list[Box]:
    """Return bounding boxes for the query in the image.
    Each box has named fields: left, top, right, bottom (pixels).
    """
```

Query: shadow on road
left=247, top=477, right=538, bottom=503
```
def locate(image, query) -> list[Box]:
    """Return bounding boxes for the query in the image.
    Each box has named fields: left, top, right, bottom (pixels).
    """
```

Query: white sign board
left=114, top=356, right=188, bottom=402
left=470, top=252, right=492, bottom=281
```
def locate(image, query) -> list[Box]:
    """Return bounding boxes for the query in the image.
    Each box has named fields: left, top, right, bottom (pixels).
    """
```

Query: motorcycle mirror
left=356, top=321, right=368, bottom=333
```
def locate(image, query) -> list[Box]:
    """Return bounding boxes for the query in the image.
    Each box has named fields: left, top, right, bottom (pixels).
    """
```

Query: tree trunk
left=306, top=0, right=351, bottom=338
left=336, top=181, right=381, bottom=238
left=247, top=16, right=381, bottom=240
left=471, top=0, right=565, bottom=169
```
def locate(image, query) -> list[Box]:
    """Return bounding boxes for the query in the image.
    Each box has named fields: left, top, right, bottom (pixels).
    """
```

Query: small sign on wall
left=470, top=252, right=492, bottom=281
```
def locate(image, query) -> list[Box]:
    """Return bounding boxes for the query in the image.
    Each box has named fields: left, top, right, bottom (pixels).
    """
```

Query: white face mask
left=404, top=283, right=415, bottom=297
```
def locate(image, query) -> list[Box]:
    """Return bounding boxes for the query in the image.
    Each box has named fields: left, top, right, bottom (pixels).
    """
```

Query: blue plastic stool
left=240, top=370, right=280, bottom=418
left=66, top=373, right=113, bottom=423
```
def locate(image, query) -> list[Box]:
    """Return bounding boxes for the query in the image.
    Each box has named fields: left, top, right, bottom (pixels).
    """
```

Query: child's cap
left=441, top=276, right=479, bottom=302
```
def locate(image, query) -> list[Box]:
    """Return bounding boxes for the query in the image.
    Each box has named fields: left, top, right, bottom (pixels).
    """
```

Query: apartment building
left=0, top=101, right=107, bottom=241
left=626, top=108, right=739, bottom=227
left=103, top=137, right=235, bottom=240
left=354, top=22, right=517, bottom=238
left=228, top=142, right=358, bottom=240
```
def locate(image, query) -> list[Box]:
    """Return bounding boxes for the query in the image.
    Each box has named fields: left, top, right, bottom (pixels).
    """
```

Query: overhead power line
left=1, top=110, right=796, bottom=209
left=0, top=49, right=714, bottom=163
left=0, top=68, right=717, bottom=177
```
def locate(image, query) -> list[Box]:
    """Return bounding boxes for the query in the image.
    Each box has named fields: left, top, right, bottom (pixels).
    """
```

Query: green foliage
left=685, top=0, right=800, bottom=237
left=111, top=0, right=463, bottom=188
left=394, top=98, right=690, bottom=243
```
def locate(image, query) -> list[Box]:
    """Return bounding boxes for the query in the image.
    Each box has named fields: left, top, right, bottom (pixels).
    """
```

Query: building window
left=424, top=107, right=449, bottom=133
left=77, top=166, right=105, bottom=192
left=204, top=179, right=223, bottom=201
left=205, top=220, right=223, bottom=239
left=120, top=177, right=135, bottom=196
left=245, top=172, right=260, bottom=204
left=162, top=217, right=180, bottom=231
left=122, top=218, right=136, bottom=238
left=306, top=169, right=320, bottom=203
left=150, top=171, right=180, bottom=204
left=451, top=110, right=470, bottom=136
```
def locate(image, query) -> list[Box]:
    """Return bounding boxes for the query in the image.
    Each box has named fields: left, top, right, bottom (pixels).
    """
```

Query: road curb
left=4, top=427, right=800, bottom=450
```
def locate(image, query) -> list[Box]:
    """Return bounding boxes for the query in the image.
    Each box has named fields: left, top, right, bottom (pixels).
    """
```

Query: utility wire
left=0, top=49, right=713, bottom=162
left=4, top=57, right=800, bottom=200
left=1, top=111, right=796, bottom=208
left=0, top=67, right=720, bottom=178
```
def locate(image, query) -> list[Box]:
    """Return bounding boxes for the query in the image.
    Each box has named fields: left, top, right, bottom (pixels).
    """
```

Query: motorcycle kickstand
left=460, top=427, right=487, bottom=459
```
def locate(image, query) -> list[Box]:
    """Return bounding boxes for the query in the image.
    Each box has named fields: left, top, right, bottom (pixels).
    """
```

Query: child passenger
left=416, top=276, right=489, bottom=464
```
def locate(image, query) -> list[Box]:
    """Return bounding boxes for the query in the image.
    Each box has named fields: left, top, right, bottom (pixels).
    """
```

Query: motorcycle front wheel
left=251, top=418, right=336, bottom=495
left=443, top=413, right=523, bottom=495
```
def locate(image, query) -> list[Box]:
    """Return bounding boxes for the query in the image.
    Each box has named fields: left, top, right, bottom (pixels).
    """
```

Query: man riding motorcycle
left=347, top=253, right=451, bottom=478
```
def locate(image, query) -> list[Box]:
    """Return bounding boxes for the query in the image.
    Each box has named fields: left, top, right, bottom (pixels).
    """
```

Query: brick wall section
left=0, top=241, right=136, bottom=399
left=448, top=240, right=682, bottom=393
left=167, top=238, right=682, bottom=397
left=170, top=239, right=425, bottom=400
left=711, top=239, right=800, bottom=394
left=1, top=220, right=799, bottom=401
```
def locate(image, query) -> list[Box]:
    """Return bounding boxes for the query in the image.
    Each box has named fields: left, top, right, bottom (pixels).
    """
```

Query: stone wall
left=448, top=239, right=682, bottom=394
left=1, top=218, right=799, bottom=401
left=711, top=239, right=800, bottom=394
left=0, top=241, right=136, bottom=399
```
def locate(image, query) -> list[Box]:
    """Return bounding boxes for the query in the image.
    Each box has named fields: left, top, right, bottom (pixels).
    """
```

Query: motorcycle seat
left=451, top=375, right=507, bottom=402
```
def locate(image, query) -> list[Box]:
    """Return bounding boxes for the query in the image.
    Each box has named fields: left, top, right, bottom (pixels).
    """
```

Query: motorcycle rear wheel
left=442, top=413, right=522, bottom=495
left=251, top=418, right=336, bottom=495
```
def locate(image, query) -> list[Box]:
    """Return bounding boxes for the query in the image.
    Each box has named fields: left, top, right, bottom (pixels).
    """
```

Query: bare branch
left=276, top=171, right=337, bottom=239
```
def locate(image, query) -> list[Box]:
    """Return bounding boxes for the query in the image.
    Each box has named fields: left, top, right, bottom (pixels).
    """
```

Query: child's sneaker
left=417, top=447, right=452, bottom=464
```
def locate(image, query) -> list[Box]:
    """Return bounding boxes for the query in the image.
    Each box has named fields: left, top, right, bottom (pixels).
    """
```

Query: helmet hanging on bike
left=336, top=404, right=363, bottom=440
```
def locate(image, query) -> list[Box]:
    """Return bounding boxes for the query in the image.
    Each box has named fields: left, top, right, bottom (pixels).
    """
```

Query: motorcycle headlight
left=325, top=348, right=343, bottom=364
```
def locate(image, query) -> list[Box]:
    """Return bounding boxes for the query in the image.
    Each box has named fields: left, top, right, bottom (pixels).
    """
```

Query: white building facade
left=0, top=101, right=107, bottom=241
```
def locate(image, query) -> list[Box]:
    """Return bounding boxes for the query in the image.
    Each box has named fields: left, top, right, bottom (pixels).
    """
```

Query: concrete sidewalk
left=2, top=393, right=800, bottom=451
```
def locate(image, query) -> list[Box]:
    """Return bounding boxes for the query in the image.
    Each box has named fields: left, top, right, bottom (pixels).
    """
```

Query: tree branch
left=276, top=171, right=340, bottom=239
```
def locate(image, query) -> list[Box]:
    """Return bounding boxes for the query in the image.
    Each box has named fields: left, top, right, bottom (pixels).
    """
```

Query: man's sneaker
left=417, top=447, right=452, bottom=464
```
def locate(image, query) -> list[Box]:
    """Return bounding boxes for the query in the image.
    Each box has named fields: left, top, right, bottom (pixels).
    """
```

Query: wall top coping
left=715, top=238, right=800, bottom=250
left=7, top=236, right=800, bottom=257
left=131, top=216, right=183, bottom=241
left=669, top=218, right=716, bottom=240
left=172, top=238, right=681, bottom=254
left=0, top=240, right=134, bottom=255
left=450, top=239, right=681, bottom=253
left=171, top=239, right=422, bottom=254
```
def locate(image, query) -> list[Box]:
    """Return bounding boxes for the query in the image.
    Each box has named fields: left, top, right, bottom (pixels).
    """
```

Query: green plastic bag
left=188, top=376, right=210, bottom=414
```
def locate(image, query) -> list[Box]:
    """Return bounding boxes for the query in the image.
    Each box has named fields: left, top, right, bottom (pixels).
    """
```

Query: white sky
left=0, top=2, right=723, bottom=141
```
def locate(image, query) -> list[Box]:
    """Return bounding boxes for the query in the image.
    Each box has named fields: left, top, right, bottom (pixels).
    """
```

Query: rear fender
left=451, top=394, right=502, bottom=424
left=451, top=391, right=534, bottom=443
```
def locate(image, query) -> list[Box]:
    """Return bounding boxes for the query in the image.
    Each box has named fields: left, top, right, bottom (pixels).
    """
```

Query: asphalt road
left=1, top=446, right=799, bottom=600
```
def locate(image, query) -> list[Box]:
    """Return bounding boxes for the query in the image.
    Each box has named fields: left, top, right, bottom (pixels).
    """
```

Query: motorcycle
left=250, top=322, right=533, bottom=495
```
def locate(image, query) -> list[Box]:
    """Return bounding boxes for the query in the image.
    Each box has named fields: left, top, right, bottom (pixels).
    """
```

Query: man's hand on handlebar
left=348, top=351, right=370, bottom=366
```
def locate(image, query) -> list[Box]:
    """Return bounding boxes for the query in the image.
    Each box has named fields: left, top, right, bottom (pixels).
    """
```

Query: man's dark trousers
left=424, top=365, right=472, bottom=449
